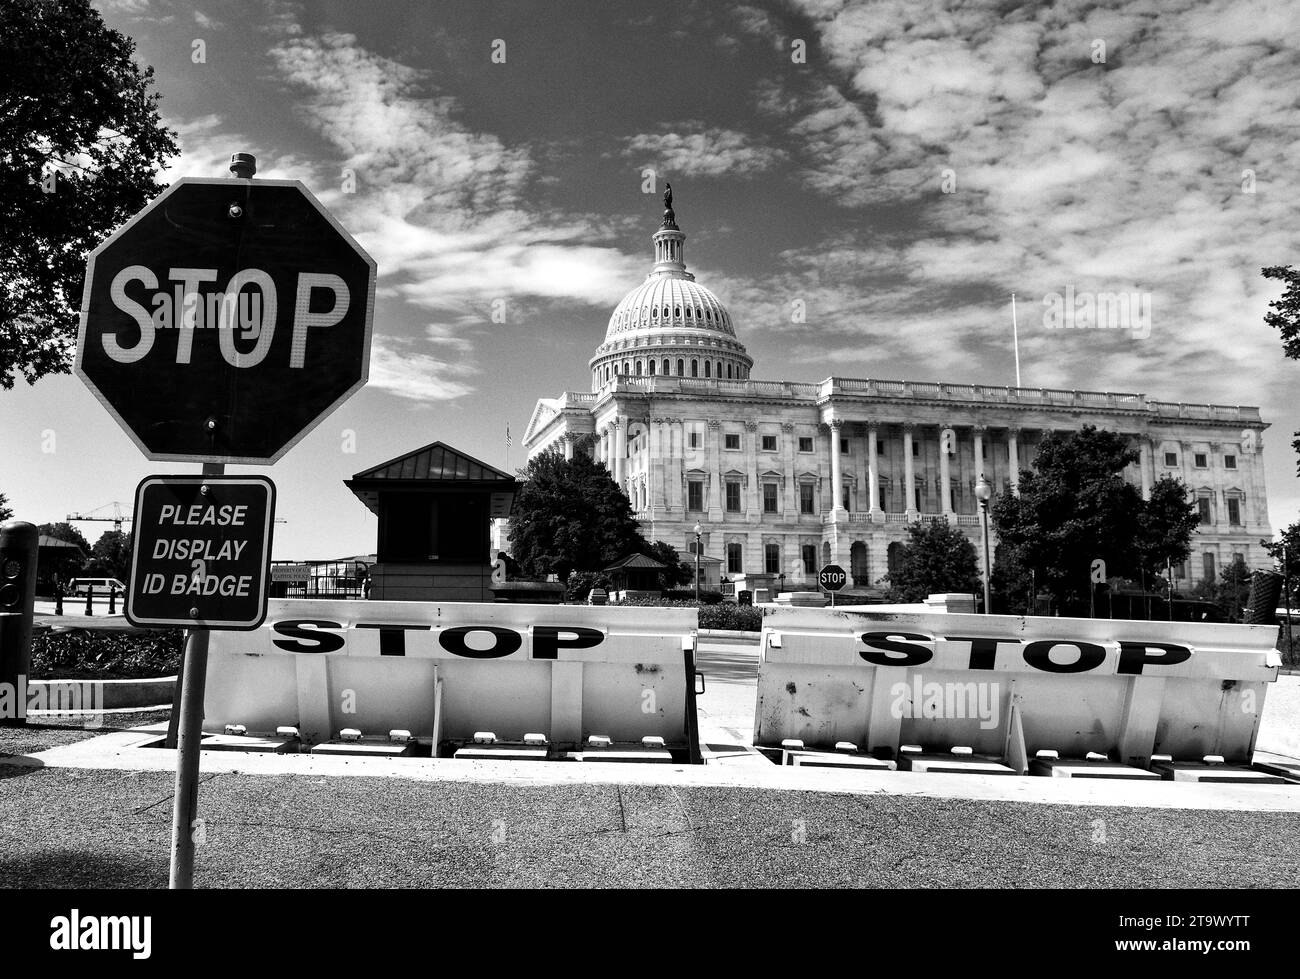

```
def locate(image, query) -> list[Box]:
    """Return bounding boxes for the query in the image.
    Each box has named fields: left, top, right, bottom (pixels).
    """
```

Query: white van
left=69, top=577, right=126, bottom=597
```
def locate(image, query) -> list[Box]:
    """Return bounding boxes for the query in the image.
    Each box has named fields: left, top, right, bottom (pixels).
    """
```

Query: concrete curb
left=697, top=629, right=759, bottom=642
left=28, top=676, right=176, bottom=709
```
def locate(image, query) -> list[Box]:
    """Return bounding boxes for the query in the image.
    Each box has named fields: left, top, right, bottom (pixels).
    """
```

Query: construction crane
left=68, top=501, right=286, bottom=532
left=66, top=502, right=133, bottom=531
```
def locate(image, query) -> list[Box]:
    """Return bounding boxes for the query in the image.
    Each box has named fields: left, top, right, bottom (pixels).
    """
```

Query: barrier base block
left=1150, top=761, right=1289, bottom=784
left=1029, top=758, right=1160, bottom=780
left=580, top=746, right=674, bottom=764
left=310, top=741, right=416, bottom=758
left=453, top=744, right=550, bottom=761
left=1252, top=760, right=1300, bottom=782
left=897, top=753, right=1017, bottom=775
left=200, top=734, right=299, bottom=754
left=784, top=750, right=896, bottom=771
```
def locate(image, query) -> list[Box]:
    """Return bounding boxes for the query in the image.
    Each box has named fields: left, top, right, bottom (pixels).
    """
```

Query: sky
left=4, top=0, right=1300, bottom=559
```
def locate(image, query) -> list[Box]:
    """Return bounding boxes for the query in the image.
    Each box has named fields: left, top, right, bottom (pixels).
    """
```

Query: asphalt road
left=1, top=763, right=1296, bottom=888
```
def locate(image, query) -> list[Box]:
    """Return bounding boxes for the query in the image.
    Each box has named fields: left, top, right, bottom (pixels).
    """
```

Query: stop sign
left=76, top=177, right=376, bottom=463
left=818, top=564, right=847, bottom=591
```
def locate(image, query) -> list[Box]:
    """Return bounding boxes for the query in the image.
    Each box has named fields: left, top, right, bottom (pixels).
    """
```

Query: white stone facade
left=521, top=195, right=1271, bottom=591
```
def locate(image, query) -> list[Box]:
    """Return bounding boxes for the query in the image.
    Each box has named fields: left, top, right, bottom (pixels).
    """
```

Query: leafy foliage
left=29, top=627, right=182, bottom=680
left=1262, top=520, right=1300, bottom=609
left=87, top=529, right=132, bottom=580
left=1262, top=265, right=1300, bottom=471
left=509, top=451, right=656, bottom=583
left=1190, top=553, right=1253, bottom=622
left=884, top=518, right=982, bottom=603
left=992, top=426, right=1199, bottom=615
left=0, top=492, right=11, bottom=521
left=1, top=0, right=179, bottom=387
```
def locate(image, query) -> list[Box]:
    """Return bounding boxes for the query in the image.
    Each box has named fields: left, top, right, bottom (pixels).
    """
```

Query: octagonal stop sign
left=76, top=177, right=376, bottom=463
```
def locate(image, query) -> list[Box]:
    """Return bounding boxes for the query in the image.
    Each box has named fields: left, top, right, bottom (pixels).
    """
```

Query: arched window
left=704, top=361, right=711, bottom=378
left=675, top=306, right=681, bottom=318
left=623, top=361, right=629, bottom=374
left=691, top=359, right=699, bottom=377
left=652, top=306, right=658, bottom=319
left=677, top=358, right=684, bottom=376
left=662, top=358, right=669, bottom=375
left=605, top=366, right=610, bottom=382
left=636, top=360, right=643, bottom=375
left=726, top=363, right=733, bottom=379
left=663, top=306, right=670, bottom=319
left=647, top=360, right=655, bottom=375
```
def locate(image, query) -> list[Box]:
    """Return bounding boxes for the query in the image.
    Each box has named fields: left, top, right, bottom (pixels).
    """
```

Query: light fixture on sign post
left=975, top=473, right=992, bottom=615
left=693, top=522, right=702, bottom=603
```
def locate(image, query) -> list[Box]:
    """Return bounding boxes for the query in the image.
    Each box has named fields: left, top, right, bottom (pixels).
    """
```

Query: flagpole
left=1011, top=293, right=1022, bottom=388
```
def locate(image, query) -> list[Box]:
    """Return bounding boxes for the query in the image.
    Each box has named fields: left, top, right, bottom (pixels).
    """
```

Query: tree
left=1263, top=265, right=1300, bottom=472
left=1, top=0, right=178, bottom=388
left=1261, top=521, right=1300, bottom=608
left=992, top=426, right=1199, bottom=615
left=0, top=492, right=11, bottom=521
left=1191, top=554, right=1252, bottom=622
left=645, top=540, right=693, bottom=589
left=884, top=518, right=981, bottom=603
left=508, top=451, right=647, bottom=583
left=87, top=529, right=132, bottom=580
left=36, top=520, right=90, bottom=584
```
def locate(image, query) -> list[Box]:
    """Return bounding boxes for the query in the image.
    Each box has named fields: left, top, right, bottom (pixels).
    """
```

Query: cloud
left=367, top=338, right=476, bottom=403
left=621, top=125, right=785, bottom=178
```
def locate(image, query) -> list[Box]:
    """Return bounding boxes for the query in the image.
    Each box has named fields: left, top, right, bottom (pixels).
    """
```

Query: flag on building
left=506, top=424, right=512, bottom=447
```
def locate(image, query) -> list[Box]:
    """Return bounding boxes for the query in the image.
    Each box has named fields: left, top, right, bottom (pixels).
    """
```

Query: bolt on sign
left=75, top=178, right=376, bottom=464
left=127, top=476, right=275, bottom=630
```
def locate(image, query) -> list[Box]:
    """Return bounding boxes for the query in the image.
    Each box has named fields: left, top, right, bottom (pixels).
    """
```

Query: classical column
left=939, top=424, right=953, bottom=518
left=781, top=422, right=796, bottom=515
left=707, top=419, right=723, bottom=519
left=902, top=423, right=918, bottom=519
left=972, top=425, right=986, bottom=483
left=563, top=433, right=573, bottom=461
left=1139, top=436, right=1153, bottom=500
left=744, top=420, right=759, bottom=517
left=867, top=422, right=881, bottom=517
left=613, top=418, right=627, bottom=493
left=829, top=419, right=844, bottom=512
left=1008, top=427, right=1021, bottom=496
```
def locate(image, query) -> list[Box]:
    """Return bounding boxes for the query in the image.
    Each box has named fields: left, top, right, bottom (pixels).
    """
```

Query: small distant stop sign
left=76, top=177, right=376, bottom=463
left=819, top=564, right=847, bottom=592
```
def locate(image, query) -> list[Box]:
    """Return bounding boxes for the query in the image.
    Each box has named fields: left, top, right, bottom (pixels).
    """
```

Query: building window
left=726, top=363, right=733, bottom=378
left=691, top=359, right=698, bottom=377
left=705, top=362, right=711, bottom=378
left=724, top=433, right=740, bottom=450
left=647, top=360, right=655, bottom=375
left=1174, top=560, right=1186, bottom=579
left=842, top=485, right=853, bottom=512
left=1197, top=497, right=1212, bottom=524
left=1203, top=551, right=1216, bottom=582
left=725, top=482, right=742, bottom=512
left=800, top=483, right=815, bottom=514
left=877, top=439, right=885, bottom=455
left=687, top=480, right=704, bottom=511
left=1224, top=454, right=1236, bottom=469
left=798, top=436, right=814, bottom=453
left=762, top=483, right=779, bottom=513
left=912, top=441, right=919, bottom=457
left=802, top=544, right=817, bottom=575
left=1194, top=452, right=1208, bottom=468
left=1164, top=451, right=1177, bottom=466
left=727, top=542, right=742, bottom=574
left=677, top=358, right=684, bottom=376
left=840, top=438, right=849, bottom=454
left=636, top=361, right=643, bottom=375
left=689, top=430, right=701, bottom=449
left=762, top=434, right=777, bottom=452
left=764, top=543, right=780, bottom=573
left=1227, top=497, right=1241, bottom=525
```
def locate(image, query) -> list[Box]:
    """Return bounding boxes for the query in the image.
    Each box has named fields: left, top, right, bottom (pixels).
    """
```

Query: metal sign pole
left=169, top=460, right=223, bottom=888
left=1284, top=543, right=1293, bottom=655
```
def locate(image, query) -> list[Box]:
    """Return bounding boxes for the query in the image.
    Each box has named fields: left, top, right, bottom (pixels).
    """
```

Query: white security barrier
left=205, top=599, right=701, bottom=761
left=756, top=607, right=1281, bottom=768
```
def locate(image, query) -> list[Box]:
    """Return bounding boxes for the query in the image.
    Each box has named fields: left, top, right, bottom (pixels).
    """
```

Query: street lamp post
left=693, top=522, right=702, bottom=603
left=975, top=473, right=993, bottom=615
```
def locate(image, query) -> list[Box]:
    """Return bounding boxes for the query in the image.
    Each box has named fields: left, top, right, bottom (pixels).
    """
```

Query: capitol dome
left=590, top=186, right=753, bottom=391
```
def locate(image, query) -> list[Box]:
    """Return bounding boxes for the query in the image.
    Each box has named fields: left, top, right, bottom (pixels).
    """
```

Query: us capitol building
left=521, top=187, right=1272, bottom=592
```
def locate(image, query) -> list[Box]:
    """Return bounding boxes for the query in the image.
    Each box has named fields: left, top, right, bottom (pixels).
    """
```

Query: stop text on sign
left=104, top=266, right=349, bottom=368
left=857, top=631, right=1192, bottom=676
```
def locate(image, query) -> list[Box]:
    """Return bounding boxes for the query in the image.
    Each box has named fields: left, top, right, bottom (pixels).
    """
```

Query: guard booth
left=345, top=442, right=516, bottom=602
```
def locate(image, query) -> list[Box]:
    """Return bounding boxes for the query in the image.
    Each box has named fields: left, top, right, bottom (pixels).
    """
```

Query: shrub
left=28, top=627, right=183, bottom=680
left=697, top=604, right=764, bottom=632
